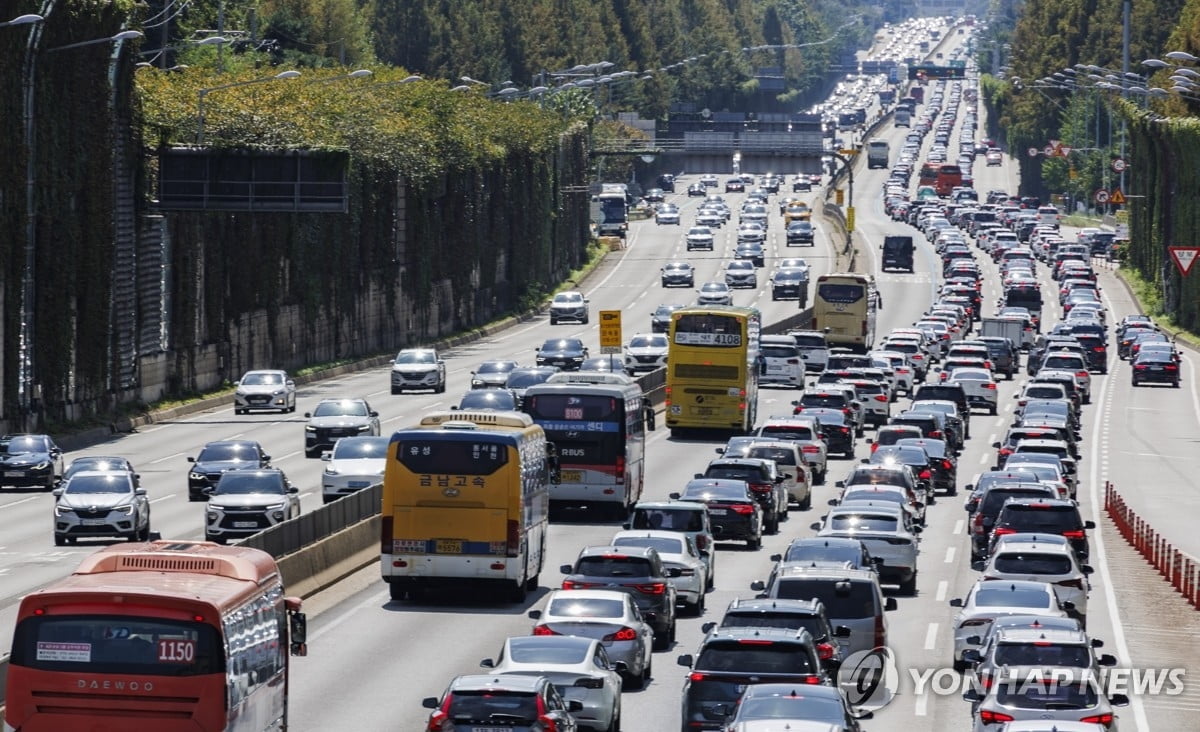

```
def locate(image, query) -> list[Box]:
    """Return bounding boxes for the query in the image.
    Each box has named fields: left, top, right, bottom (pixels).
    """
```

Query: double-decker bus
left=380, top=410, right=555, bottom=603
left=6, top=541, right=307, bottom=732
left=812, top=273, right=879, bottom=353
left=665, top=305, right=761, bottom=435
left=522, top=372, right=652, bottom=520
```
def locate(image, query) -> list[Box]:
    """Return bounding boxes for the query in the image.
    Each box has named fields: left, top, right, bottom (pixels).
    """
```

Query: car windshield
left=994, top=644, right=1091, bottom=667
left=630, top=508, right=704, bottom=532
left=196, top=444, right=258, bottom=462
left=628, top=336, right=667, bottom=349
left=64, top=474, right=132, bottom=495
left=394, top=352, right=435, bottom=365
left=2, top=436, right=48, bottom=454
left=240, top=372, right=284, bottom=385
left=476, top=362, right=515, bottom=374
left=996, top=680, right=1099, bottom=709
left=554, top=293, right=583, bottom=304
left=701, top=283, right=728, bottom=293
left=785, top=542, right=862, bottom=564
left=775, top=580, right=877, bottom=618
left=542, top=340, right=582, bottom=351
left=446, top=690, right=537, bottom=720
left=506, top=370, right=554, bottom=388
left=829, top=513, right=899, bottom=532
left=613, top=536, right=684, bottom=555
left=313, top=401, right=369, bottom=417
left=214, top=472, right=285, bottom=495
left=575, top=556, right=653, bottom=577
left=459, top=392, right=517, bottom=409
left=736, top=695, right=844, bottom=723
left=331, top=437, right=389, bottom=460
left=695, top=641, right=817, bottom=674
left=973, top=586, right=1052, bottom=608
left=993, top=552, right=1073, bottom=574
left=507, top=637, right=589, bottom=665
left=66, top=458, right=128, bottom=476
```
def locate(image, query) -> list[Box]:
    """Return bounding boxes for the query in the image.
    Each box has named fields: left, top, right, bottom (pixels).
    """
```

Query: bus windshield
left=817, top=283, right=865, bottom=304
left=396, top=440, right=510, bottom=474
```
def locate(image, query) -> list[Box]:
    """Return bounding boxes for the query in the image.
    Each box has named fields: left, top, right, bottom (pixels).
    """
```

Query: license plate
left=348, top=481, right=371, bottom=488
left=81, top=518, right=106, bottom=526
left=709, top=508, right=728, bottom=515
left=695, top=407, right=714, bottom=416
left=436, top=539, right=463, bottom=554
left=768, top=365, right=784, bottom=372
left=560, top=470, right=583, bottom=483
left=470, top=727, right=511, bottom=732
left=5, top=471, right=24, bottom=477
left=233, top=521, right=258, bottom=528
left=1149, top=366, right=1163, bottom=371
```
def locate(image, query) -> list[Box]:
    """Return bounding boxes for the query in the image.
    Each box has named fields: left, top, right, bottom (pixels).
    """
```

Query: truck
left=980, top=318, right=1026, bottom=354
left=894, top=107, right=911, bottom=127
left=866, top=140, right=890, bottom=169
left=593, top=184, right=629, bottom=239
left=881, top=235, right=914, bottom=272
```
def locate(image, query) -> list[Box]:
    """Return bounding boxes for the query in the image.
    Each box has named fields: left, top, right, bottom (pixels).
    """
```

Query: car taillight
left=1057, top=578, right=1086, bottom=590
left=870, top=443, right=879, bottom=453
left=749, top=482, right=772, bottom=494
left=604, top=626, right=638, bottom=642
left=930, top=430, right=942, bottom=438
left=731, top=504, right=756, bottom=515
left=427, top=694, right=454, bottom=732
left=507, top=519, right=521, bottom=557
left=817, top=642, right=836, bottom=660
left=1135, top=364, right=1147, bottom=370
left=842, top=407, right=853, bottom=415
left=1166, top=364, right=1179, bottom=371
left=919, top=469, right=932, bottom=480
left=942, top=459, right=953, bottom=470
left=1075, top=371, right=1089, bottom=378
left=979, top=709, right=1015, bottom=724
left=802, top=445, right=820, bottom=454
left=874, top=611, right=887, bottom=648
left=533, top=625, right=560, bottom=636
left=999, top=447, right=1013, bottom=457
left=1061, top=529, right=1086, bottom=539
left=984, top=382, right=997, bottom=390
left=837, top=426, right=850, bottom=435
left=1080, top=713, right=1114, bottom=726
left=1093, top=346, right=1105, bottom=352
left=898, top=367, right=911, bottom=374
left=793, top=405, right=806, bottom=414
left=634, top=582, right=667, bottom=595
left=993, top=527, right=1016, bottom=536
left=689, top=672, right=708, bottom=682
left=696, top=534, right=708, bottom=551
left=874, top=394, right=889, bottom=402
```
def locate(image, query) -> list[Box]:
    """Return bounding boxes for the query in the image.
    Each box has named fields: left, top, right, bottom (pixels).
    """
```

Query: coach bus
left=380, top=410, right=556, bottom=603
left=522, top=372, right=652, bottom=520
left=812, top=273, right=879, bottom=353
left=5, top=541, right=307, bottom=732
left=665, top=305, right=761, bottom=435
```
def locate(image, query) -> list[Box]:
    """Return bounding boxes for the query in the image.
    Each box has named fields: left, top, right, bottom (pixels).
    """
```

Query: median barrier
left=1105, top=481, right=1200, bottom=609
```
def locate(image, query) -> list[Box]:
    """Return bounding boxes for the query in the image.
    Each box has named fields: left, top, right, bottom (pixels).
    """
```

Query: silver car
left=965, top=666, right=1128, bottom=732
left=528, top=589, right=654, bottom=689
left=610, top=530, right=707, bottom=616
left=53, top=470, right=150, bottom=545
left=977, top=534, right=1093, bottom=620
left=205, top=468, right=301, bottom=544
left=390, top=348, right=446, bottom=394
left=686, top=226, right=716, bottom=251
left=949, top=579, right=1072, bottom=671
left=321, top=435, right=390, bottom=503
left=233, top=369, right=296, bottom=414
left=964, top=625, right=1118, bottom=695
left=697, top=281, right=733, bottom=306
left=724, top=260, right=758, bottom=288
left=816, top=502, right=921, bottom=595
left=550, top=291, right=590, bottom=325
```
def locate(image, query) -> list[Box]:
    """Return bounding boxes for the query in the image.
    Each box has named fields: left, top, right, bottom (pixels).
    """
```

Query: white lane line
left=0, top=495, right=43, bottom=511
left=149, top=495, right=175, bottom=504
left=978, top=454, right=989, bottom=464
left=935, top=580, right=948, bottom=602
left=151, top=451, right=186, bottom=465
left=986, top=433, right=996, bottom=445
left=274, top=449, right=305, bottom=462
left=944, top=546, right=956, bottom=564
left=421, top=402, right=446, bottom=411
left=953, top=519, right=964, bottom=535
left=299, top=492, right=313, bottom=500
left=382, top=414, right=408, bottom=424
left=924, top=622, right=938, bottom=650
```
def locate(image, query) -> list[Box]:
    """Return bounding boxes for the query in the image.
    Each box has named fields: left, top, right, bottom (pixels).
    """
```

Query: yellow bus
left=811, top=273, right=879, bottom=353
left=665, top=306, right=761, bottom=435
left=380, top=411, right=556, bottom=603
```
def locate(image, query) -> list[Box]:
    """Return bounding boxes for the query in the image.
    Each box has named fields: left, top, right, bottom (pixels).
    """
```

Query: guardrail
left=238, top=483, right=382, bottom=558
left=1105, top=481, right=1200, bottom=609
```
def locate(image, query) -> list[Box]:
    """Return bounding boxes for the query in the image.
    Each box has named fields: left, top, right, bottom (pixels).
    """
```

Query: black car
left=882, top=235, right=915, bottom=272
left=651, top=304, right=684, bottom=333
left=697, top=458, right=787, bottom=534
left=672, top=479, right=763, bottom=549
left=792, top=176, right=812, bottom=192
left=1131, top=350, right=1181, bottom=387
left=966, top=482, right=1060, bottom=560
left=0, top=434, right=64, bottom=490
left=535, top=338, right=589, bottom=371
left=911, top=384, right=971, bottom=436
left=687, top=183, right=707, bottom=197
left=456, top=389, right=519, bottom=411
left=734, top=241, right=766, bottom=267
left=677, top=628, right=825, bottom=731
left=895, top=437, right=957, bottom=495
left=705, top=597, right=850, bottom=674
left=977, top=336, right=1019, bottom=379
left=1073, top=333, right=1109, bottom=373
left=661, top=261, right=695, bottom=288
left=658, top=173, right=677, bottom=192
left=990, top=498, right=1096, bottom=560
left=725, top=178, right=745, bottom=193
left=869, top=444, right=934, bottom=499
left=504, top=366, right=560, bottom=406
left=560, top=545, right=678, bottom=650
left=186, top=440, right=272, bottom=501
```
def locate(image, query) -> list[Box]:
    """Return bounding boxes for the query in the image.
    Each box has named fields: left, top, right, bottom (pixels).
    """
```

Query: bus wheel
left=508, top=579, right=527, bottom=604
left=525, top=573, right=540, bottom=591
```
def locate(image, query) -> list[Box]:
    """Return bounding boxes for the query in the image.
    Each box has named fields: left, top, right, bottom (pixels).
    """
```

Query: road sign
left=1168, top=246, right=1200, bottom=276
left=1108, top=188, right=1126, bottom=205
left=599, top=310, right=622, bottom=354
left=1112, top=157, right=1127, bottom=173
left=1094, top=189, right=1110, bottom=204
left=1028, top=147, right=1040, bottom=158
left=838, top=149, right=858, bottom=156
left=1059, top=145, right=1072, bottom=157
left=846, top=206, right=856, bottom=233
left=1043, top=145, right=1055, bottom=157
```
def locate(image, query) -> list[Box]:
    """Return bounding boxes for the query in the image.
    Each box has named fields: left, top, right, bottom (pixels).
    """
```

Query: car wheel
left=652, top=627, right=670, bottom=652
left=988, top=405, right=997, bottom=416
left=766, top=513, right=779, bottom=535
left=305, top=449, right=319, bottom=459
left=436, top=381, right=446, bottom=394
left=388, top=582, right=407, bottom=602
left=550, top=317, right=557, bottom=325
left=54, top=534, right=66, bottom=547
left=139, top=522, right=151, bottom=542
left=507, top=579, right=527, bottom=604
left=235, top=408, right=245, bottom=415
left=583, top=315, right=589, bottom=325
left=800, top=492, right=812, bottom=510
left=747, top=534, right=762, bottom=550
left=390, top=387, right=400, bottom=395
left=1173, top=380, right=1181, bottom=388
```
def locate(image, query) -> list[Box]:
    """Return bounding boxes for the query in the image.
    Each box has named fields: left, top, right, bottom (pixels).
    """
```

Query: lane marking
left=0, top=495, right=43, bottom=511
left=953, top=519, right=964, bottom=535
left=944, top=546, right=956, bottom=564
left=149, top=495, right=175, bottom=505
left=935, top=579, right=948, bottom=602
left=924, top=622, right=939, bottom=650
left=150, top=452, right=186, bottom=465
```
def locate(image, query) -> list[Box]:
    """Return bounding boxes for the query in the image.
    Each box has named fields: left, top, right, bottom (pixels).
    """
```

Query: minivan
left=752, top=565, right=896, bottom=655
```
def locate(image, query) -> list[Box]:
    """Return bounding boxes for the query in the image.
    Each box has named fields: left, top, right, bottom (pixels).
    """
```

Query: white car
left=696, top=281, right=733, bottom=306
left=528, top=589, right=654, bottom=689
left=818, top=501, right=921, bottom=595
left=1037, top=351, right=1092, bottom=402
left=745, top=439, right=812, bottom=510
left=478, top=635, right=622, bottom=731
left=610, top=529, right=707, bottom=615
left=724, top=260, right=758, bottom=288
left=756, top=417, right=829, bottom=484
left=686, top=226, right=716, bottom=251
left=948, top=366, right=999, bottom=414
left=736, top=222, right=766, bottom=243
left=549, top=290, right=590, bottom=325
left=655, top=206, right=681, bottom=225
left=949, top=579, right=1071, bottom=670
left=695, top=210, right=724, bottom=228
left=391, top=348, right=447, bottom=394
left=979, top=533, right=1092, bottom=620
left=233, top=369, right=296, bottom=414
left=790, top=330, right=830, bottom=373
left=320, top=435, right=389, bottom=503
left=623, top=333, right=668, bottom=374
left=759, top=335, right=805, bottom=387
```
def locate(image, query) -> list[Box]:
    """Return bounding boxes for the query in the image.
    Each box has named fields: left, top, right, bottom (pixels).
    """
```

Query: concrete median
left=276, top=515, right=382, bottom=600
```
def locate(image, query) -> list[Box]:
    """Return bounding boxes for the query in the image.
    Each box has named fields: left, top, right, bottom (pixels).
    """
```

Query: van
left=625, top=500, right=717, bottom=589
left=1037, top=205, right=1061, bottom=227
left=786, top=330, right=830, bottom=372
left=745, top=440, right=812, bottom=510
left=752, top=565, right=896, bottom=655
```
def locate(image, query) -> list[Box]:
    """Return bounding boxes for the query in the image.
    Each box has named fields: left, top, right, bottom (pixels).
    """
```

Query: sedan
left=949, top=579, right=1071, bottom=671
left=528, top=589, right=653, bottom=689
left=661, top=261, right=695, bottom=288
left=687, top=182, right=707, bottom=197
left=536, top=339, right=589, bottom=371
left=722, top=683, right=870, bottom=732
left=233, top=369, right=297, bottom=414
left=947, top=367, right=999, bottom=415
left=321, top=435, right=389, bottom=503
left=686, top=226, right=716, bottom=251
left=457, top=388, right=520, bottom=411
left=53, top=470, right=150, bottom=545
left=0, top=433, right=64, bottom=490
left=697, top=282, right=734, bottom=306
left=650, top=304, right=684, bottom=333
left=470, top=359, right=519, bottom=389
left=786, top=220, right=815, bottom=246
left=479, top=636, right=623, bottom=732
left=1131, top=350, right=1181, bottom=387
left=671, top=479, right=763, bottom=550
left=700, top=174, right=718, bottom=188
left=724, top=260, right=758, bottom=289
left=735, top=241, right=766, bottom=267
left=816, top=503, right=920, bottom=595
left=655, top=205, right=681, bottom=225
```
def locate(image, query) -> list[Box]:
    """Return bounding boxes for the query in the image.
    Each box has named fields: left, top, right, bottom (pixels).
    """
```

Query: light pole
left=196, top=70, right=302, bottom=145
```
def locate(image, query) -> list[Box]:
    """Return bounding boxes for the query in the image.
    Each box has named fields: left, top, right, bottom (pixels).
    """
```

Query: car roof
left=726, top=597, right=824, bottom=615
left=612, top=529, right=689, bottom=544
left=543, top=588, right=632, bottom=603
left=776, top=564, right=880, bottom=582
left=700, top=627, right=815, bottom=644
left=632, top=500, right=706, bottom=511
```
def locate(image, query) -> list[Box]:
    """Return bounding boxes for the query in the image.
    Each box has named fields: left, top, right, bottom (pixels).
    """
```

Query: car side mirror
left=949, top=598, right=964, bottom=607
left=527, top=610, right=542, bottom=620
left=370, top=411, right=379, bottom=417
left=52, top=488, right=63, bottom=497
left=322, top=453, right=332, bottom=461
left=677, top=654, right=694, bottom=667
left=288, top=486, right=299, bottom=494
left=694, top=473, right=703, bottom=479
left=304, top=412, right=312, bottom=418
left=1081, top=564, right=1094, bottom=574
left=1083, top=520, right=1096, bottom=530
left=970, top=560, right=985, bottom=571
left=750, top=580, right=765, bottom=591
left=884, top=597, right=898, bottom=611
left=769, top=553, right=782, bottom=562
left=834, top=625, right=852, bottom=638
left=1061, top=600, right=1076, bottom=612
left=559, top=564, right=573, bottom=574
left=961, top=649, right=982, bottom=663
left=701, top=621, right=717, bottom=634
left=810, top=522, right=822, bottom=531
left=669, top=492, right=681, bottom=500
left=187, top=456, right=196, bottom=463
left=135, top=488, right=147, bottom=496
left=422, top=697, right=440, bottom=710
left=1110, top=693, right=1130, bottom=707
left=962, top=688, right=983, bottom=703
left=479, top=658, right=495, bottom=668
left=835, top=480, right=845, bottom=488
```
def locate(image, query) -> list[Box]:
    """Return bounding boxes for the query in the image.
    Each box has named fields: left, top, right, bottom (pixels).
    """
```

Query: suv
left=697, top=458, right=787, bottom=534
left=705, top=597, right=849, bottom=674
left=756, top=417, right=828, bottom=484
left=672, top=479, right=764, bottom=550
left=560, top=546, right=678, bottom=650
left=422, top=674, right=581, bottom=732
left=548, top=290, right=590, bottom=324
left=791, top=389, right=864, bottom=438
left=788, top=330, right=830, bottom=372
left=186, top=440, right=272, bottom=500
left=391, top=348, right=446, bottom=394
left=965, top=481, right=1060, bottom=560
left=625, top=501, right=717, bottom=590
left=204, top=468, right=301, bottom=544
left=758, top=335, right=805, bottom=387
left=752, top=565, right=897, bottom=655
left=912, top=383, right=971, bottom=436
left=233, top=369, right=297, bottom=414
left=52, top=470, right=151, bottom=545
left=991, top=498, right=1096, bottom=560
left=303, top=398, right=381, bottom=458
left=745, top=440, right=812, bottom=510
left=677, top=628, right=825, bottom=731
left=976, top=336, right=1019, bottom=379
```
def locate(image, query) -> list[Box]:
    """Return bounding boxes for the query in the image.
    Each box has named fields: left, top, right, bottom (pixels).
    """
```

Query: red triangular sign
left=1169, top=246, right=1200, bottom=276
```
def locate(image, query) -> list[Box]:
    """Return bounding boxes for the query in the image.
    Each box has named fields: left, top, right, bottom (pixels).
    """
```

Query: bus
left=933, top=164, right=963, bottom=196
left=6, top=541, right=307, bottom=732
left=866, top=140, right=890, bottom=169
left=380, top=410, right=555, bottom=603
left=665, top=305, right=761, bottom=435
left=521, top=372, right=652, bottom=519
left=918, top=161, right=942, bottom=189
left=592, top=184, right=629, bottom=239
left=811, top=273, right=879, bottom=353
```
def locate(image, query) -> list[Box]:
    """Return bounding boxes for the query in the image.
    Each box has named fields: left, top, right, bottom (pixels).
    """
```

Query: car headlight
left=272, top=510, right=286, bottom=521
left=264, top=503, right=286, bottom=511
left=206, top=511, right=219, bottom=521
left=272, top=389, right=286, bottom=397
left=114, top=504, right=134, bottom=516
left=471, top=379, right=485, bottom=387
left=189, top=471, right=206, bottom=481
left=305, top=425, right=317, bottom=432
left=54, top=505, right=74, bottom=517
left=324, top=466, right=339, bottom=476
left=32, top=461, right=49, bottom=471
left=356, top=424, right=372, bottom=432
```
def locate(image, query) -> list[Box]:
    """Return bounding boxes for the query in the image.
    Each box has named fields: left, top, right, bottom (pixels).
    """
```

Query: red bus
left=933, top=164, right=963, bottom=196
left=5, top=541, right=308, bottom=732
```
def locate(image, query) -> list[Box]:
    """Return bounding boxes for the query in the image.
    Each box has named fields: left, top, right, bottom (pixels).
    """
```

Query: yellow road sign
left=838, top=148, right=858, bottom=156
left=599, top=310, right=622, bottom=354
left=846, top=206, right=856, bottom=232
left=1109, top=188, right=1126, bottom=205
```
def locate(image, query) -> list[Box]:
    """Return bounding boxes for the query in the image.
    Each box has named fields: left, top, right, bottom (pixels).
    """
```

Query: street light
left=46, top=29, right=142, bottom=53
left=309, top=69, right=373, bottom=84
left=0, top=13, right=43, bottom=27
left=196, top=70, right=301, bottom=145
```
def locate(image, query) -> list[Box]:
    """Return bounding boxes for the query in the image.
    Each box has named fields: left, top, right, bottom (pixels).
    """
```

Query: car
left=1131, top=349, right=1181, bottom=387
left=470, top=359, right=519, bottom=389
left=549, top=291, right=590, bottom=325
left=976, top=533, right=1093, bottom=621
left=303, top=398, right=380, bottom=458
left=946, top=366, right=999, bottom=414
left=706, top=597, right=849, bottom=675
left=390, top=348, right=446, bottom=394
left=655, top=205, right=681, bottom=225
left=233, top=369, right=297, bottom=414
left=815, top=502, right=921, bottom=595
left=700, top=174, right=718, bottom=187
left=985, top=149, right=1003, bottom=166
left=725, top=177, right=745, bottom=192
left=611, top=529, right=707, bottom=615
left=720, top=683, right=871, bottom=731
left=724, top=259, right=758, bottom=288
left=528, top=589, right=654, bottom=689
left=1036, top=351, right=1091, bottom=402
left=61, top=456, right=139, bottom=487
left=204, top=468, right=301, bottom=544
left=964, top=623, right=1117, bottom=694
left=625, top=500, right=717, bottom=590
left=963, top=666, right=1128, bottom=732
left=560, top=545, right=678, bottom=650
left=623, top=333, right=669, bottom=374
left=990, top=498, right=1095, bottom=561
left=773, top=536, right=878, bottom=574
left=321, top=435, right=389, bottom=503
left=696, top=210, right=725, bottom=228
left=696, top=281, right=733, bottom=306
left=759, top=335, right=806, bottom=388
left=657, top=173, right=677, bottom=192
left=736, top=222, right=766, bottom=243
left=536, top=338, right=589, bottom=371
left=0, top=434, right=64, bottom=490
left=793, top=175, right=813, bottom=192
left=677, top=628, right=827, bottom=731
left=949, top=579, right=1073, bottom=670
left=697, top=458, right=788, bottom=534
left=792, top=389, right=864, bottom=439
left=422, top=674, right=582, bottom=732
left=671, top=478, right=764, bottom=550
left=687, top=182, right=707, bottom=197
left=786, top=220, right=816, bottom=246
left=643, top=187, right=665, bottom=203
left=578, top=355, right=626, bottom=372
left=651, top=304, right=684, bottom=333
left=770, top=268, right=809, bottom=302
left=186, top=440, right=272, bottom=500
left=792, top=330, right=831, bottom=373
left=756, top=417, right=829, bottom=484
left=661, top=261, right=695, bottom=288
left=52, top=470, right=150, bottom=545
left=686, top=226, right=716, bottom=251
left=456, top=388, right=519, bottom=411
left=734, top=241, right=766, bottom=267
left=478, top=635, right=622, bottom=732
left=505, top=366, right=560, bottom=405
left=965, top=479, right=1061, bottom=559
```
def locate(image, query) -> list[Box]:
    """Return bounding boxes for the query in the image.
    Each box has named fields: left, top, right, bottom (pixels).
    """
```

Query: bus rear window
left=397, top=440, right=509, bottom=475
left=817, top=284, right=865, bottom=304
left=673, top=314, right=743, bottom=347
left=11, top=616, right=223, bottom=676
